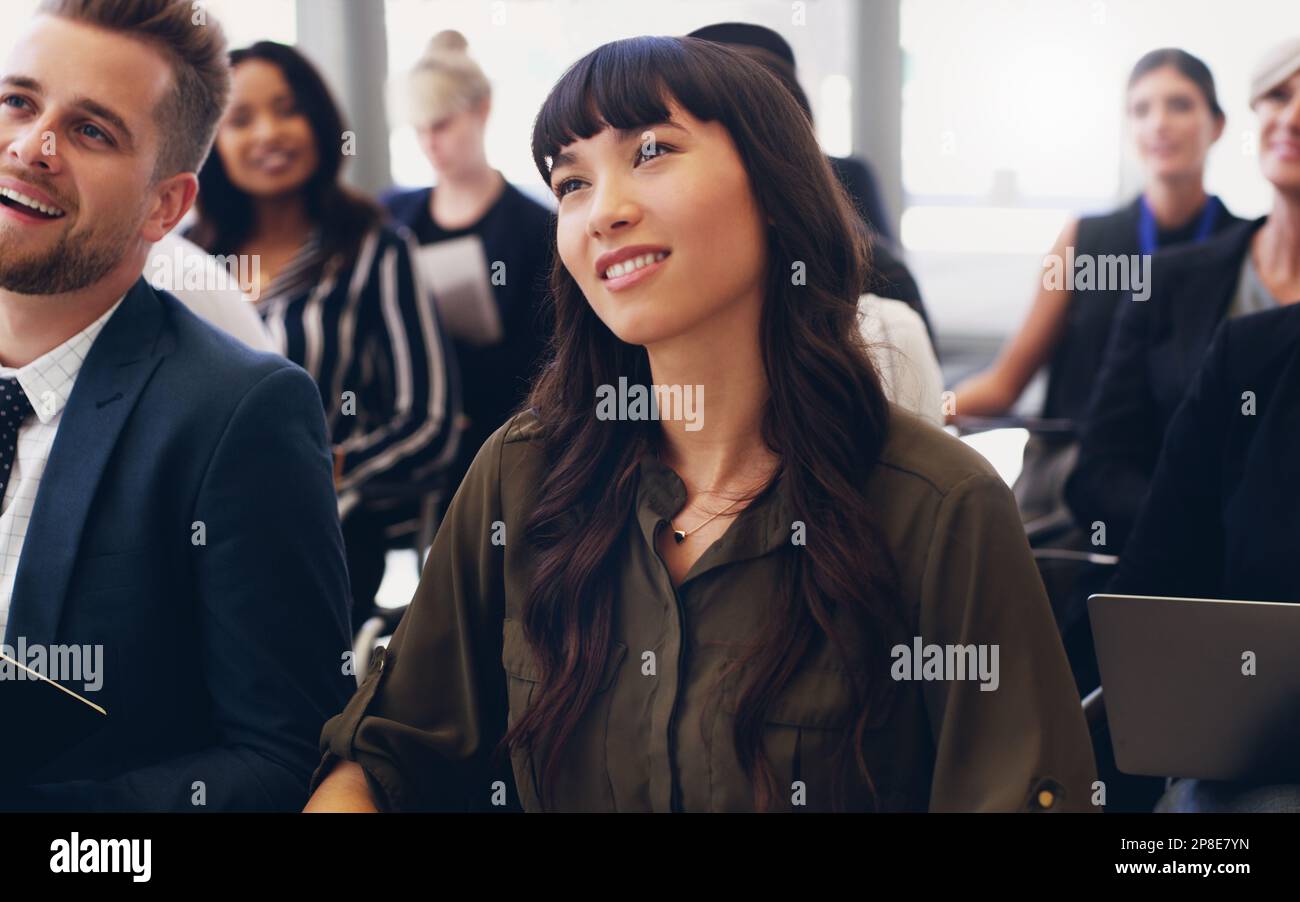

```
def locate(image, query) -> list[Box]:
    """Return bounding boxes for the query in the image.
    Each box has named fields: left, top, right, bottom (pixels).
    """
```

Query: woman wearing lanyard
left=1103, top=40, right=1300, bottom=813
left=188, top=42, right=454, bottom=633
left=951, top=49, right=1243, bottom=526
left=1068, top=39, right=1300, bottom=555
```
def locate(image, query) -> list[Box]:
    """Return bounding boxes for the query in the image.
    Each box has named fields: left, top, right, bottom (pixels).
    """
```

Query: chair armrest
left=1022, top=509, right=1079, bottom=547
left=952, top=414, right=1075, bottom=437
left=1032, top=548, right=1120, bottom=567
left=1082, top=685, right=1106, bottom=733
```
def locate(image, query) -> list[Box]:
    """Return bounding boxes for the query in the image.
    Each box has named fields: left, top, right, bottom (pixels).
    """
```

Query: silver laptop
left=1088, top=593, right=1300, bottom=781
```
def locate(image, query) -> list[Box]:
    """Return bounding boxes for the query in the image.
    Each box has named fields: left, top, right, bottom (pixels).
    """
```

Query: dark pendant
left=673, top=529, right=686, bottom=544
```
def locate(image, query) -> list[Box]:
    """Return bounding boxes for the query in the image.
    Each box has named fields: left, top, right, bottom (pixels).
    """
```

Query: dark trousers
left=341, top=507, right=389, bottom=635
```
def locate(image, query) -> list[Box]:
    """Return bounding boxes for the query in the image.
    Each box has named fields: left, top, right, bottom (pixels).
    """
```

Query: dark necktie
left=0, top=377, right=34, bottom=510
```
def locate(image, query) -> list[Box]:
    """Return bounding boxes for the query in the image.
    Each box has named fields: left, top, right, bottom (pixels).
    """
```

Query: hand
left=332, top=447, right=345, bottom=488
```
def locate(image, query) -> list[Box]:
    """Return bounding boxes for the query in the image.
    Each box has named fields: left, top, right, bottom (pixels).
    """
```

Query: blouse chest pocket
left=500, top=619, right=627, bottom=811
left=716, top=664, right=874, bottom=812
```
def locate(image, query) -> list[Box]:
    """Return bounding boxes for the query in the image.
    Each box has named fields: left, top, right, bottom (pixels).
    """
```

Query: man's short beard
left=0, top=220, right=138, bottom=295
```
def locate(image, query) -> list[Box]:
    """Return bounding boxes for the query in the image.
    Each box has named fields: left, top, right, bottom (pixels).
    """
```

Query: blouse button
left=1030, top=777, right=1064, bottom=810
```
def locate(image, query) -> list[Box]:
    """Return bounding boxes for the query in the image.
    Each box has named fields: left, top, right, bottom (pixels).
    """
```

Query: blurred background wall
left=6, top=0, right=1295, bottom=357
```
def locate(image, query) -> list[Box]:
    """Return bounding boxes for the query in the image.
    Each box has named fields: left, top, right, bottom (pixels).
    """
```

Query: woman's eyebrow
left=616, top=120, right=688, bottom=141
left=550, top=148, right=581, bottom=172
left=550, top=120, right=689, bottom=175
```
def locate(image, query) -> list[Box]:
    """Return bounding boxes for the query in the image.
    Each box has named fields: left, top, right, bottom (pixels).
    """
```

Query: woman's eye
left=1, top=95, right=31, bottom=112
left=635, top=142, right=672, bottom=165
left=554, top=177, right=584, bottom=198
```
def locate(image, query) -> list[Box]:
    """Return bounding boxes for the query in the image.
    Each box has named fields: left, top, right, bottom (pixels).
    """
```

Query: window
left=900, top=0, right=1292, bottom=336
left=1, top=1, right=46, bottom=61
left=1, top=0, right=296, bottom=60
left=383, top=0, right=856, bottom=201
left=200, top=0, right=297, bottom=48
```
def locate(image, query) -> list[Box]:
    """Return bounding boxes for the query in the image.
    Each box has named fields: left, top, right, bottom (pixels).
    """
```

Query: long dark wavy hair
left=503, top=36, right=906, bottom=811
left=188, top=41, right=381, bottom=275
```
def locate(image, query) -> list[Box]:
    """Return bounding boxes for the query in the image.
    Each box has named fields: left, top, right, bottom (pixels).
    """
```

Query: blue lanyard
left=1137, top=194, right=1220, bottom=256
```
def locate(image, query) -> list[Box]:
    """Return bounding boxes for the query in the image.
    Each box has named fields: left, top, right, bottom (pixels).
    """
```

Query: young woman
left=384, top=30, right=554, bottom=491
left=188, top=42, right=455, bottom=633
left=952, top=49, right=1244, bottom=526
left=305, top=36, right=1094, bottom=813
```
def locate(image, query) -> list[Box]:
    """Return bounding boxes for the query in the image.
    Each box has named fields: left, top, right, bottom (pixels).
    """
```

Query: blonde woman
left=385, top=30, right=554, bottom=490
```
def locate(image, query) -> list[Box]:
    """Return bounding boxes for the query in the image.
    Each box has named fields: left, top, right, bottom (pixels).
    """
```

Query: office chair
left=951, top=414, right=1078, bottom=546
left=349, top=405, right=469, bottom=684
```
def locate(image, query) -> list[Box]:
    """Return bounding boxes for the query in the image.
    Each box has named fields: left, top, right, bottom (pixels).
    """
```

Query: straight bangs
left=531, top=36, right=733, bottom=184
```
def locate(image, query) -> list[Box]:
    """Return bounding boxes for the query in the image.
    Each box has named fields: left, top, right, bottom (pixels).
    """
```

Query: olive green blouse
left=311, top=408, right=1098, bottom=812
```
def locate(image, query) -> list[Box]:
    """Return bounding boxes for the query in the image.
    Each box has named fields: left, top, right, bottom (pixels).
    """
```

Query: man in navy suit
left=0, top=1, right=354, bottom=809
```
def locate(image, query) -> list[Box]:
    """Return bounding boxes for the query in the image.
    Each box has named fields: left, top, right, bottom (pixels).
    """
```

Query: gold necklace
left=670, top=494, right=748, bottom=544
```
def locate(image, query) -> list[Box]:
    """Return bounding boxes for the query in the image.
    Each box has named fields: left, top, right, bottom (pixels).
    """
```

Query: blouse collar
left=634, top=450, right=794, bottom=587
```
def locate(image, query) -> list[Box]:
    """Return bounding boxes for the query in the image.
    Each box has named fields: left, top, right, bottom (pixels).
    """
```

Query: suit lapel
left=1171, top=221, right=1263, bottom=390
left=4, top=278, right=170, bottom=649
left=1260, top=320, right=1300, bottom=503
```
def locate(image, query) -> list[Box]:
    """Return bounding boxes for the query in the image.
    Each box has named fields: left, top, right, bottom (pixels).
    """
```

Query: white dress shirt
left=858, top=293, right=946, bottom=427
left=0, top=296, right=124, bottom=635
left=146, top=231, right=276, bottom=353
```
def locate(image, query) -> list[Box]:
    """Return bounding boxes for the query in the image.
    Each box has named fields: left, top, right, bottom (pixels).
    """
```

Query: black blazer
left=1066, top=216, right=1267, bottom=551
left=1111, top=300, right=1300, bottom=601
left=829, top=154, right=894, bottom=243
left=1044, top=197, right=1243, bottom=421
left=4, top=278, right=355, bottom=811
left=827, top=156, right=933, bottom=345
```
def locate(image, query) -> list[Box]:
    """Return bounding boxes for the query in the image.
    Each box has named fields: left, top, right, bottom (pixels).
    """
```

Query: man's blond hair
left=37, top=0, right=230, bottom=178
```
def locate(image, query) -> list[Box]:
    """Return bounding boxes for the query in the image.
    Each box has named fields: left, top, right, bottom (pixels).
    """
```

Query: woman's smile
left=598, top=247, right=671, bottom=291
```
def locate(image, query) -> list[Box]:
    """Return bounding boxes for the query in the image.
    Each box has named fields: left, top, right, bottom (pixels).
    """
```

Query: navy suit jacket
left=1066, top=216, right=1267, bottom=551
left=3, top=277, right=355, bottom=811
left=1112, top=300, right=1300, bottom=602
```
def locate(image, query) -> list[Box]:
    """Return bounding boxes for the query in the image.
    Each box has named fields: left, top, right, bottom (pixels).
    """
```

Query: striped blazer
left=250, top=225, right=455, bottom=510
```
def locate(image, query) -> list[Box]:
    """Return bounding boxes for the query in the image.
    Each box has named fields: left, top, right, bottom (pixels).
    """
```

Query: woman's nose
left=251, top=114, right=285, bottom=143
left=586, top=178, right=642, bottom=238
